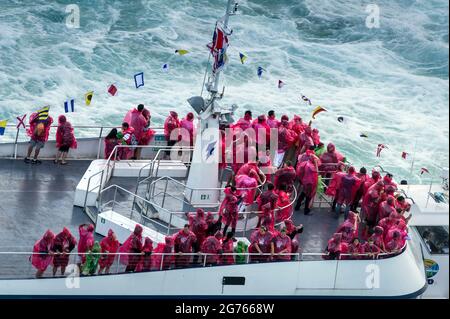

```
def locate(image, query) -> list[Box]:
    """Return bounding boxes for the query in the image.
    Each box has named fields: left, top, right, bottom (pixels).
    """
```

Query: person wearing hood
left=362, top=237, right=381, bottom=259
left=347, top=238, right=363, bottom=259
left=118, top=122, right=137, bottom=160
left=298, top=125, right=314, bottom=155
left=290, top=115, right=306, bottom=136
left=235, top=169, right=261, bottom=211
left=284, top=220, right=303, bottom=259
left=186, top=208, right=208, bottom=264
left=260, top=202, right=275, bottom=232
left=385, top=230, right=403, bottom=253
left=319, top=143, right=341, bottom=183
left=54, top=115, right=77, bottom=165
left=136, top=237, right=154, bottom=272
left=219, top=186, right=241, bottom=235
left=98, top=229, right=120, bottom=275
left=369, top=226, right=386, bottom=252
left=77, top=224, right=95, bottom=269
left=363, top=170, right=382, bottom=194
left=201, top=231, right=223, bottom=266
left=164, top=111, right=181, bottom=158
left=234, top=110, right=253, bottom=131
left=295, top=154, right=319, bottom=215
left=249, top=226, right=274, bottom=263
left=31, top=230, right=55, bottom=278
left=361, top=181, right=385, bottom=236
left=378, top=195, right=397, bottom=221
left=152, top=236, right=175, bottom=270
left=267, top=110, right=279, bottom=129
left=258, top=149, right=275, bottom=182
left=378, top=212, right=402, bottom=238
left=51, top=227, right=77, bottom=276
left=120, top=224, right=144, bottom=272
left=275, top=184, right=293, bottom=222
left=82, top=241, right=101, bottom=276
left=336, top=211, right=360, bottom=244
left=174, top=224, right=197, bottom=268
left=123, top=104, right=148, bottom=159
left=252, top=114, right=271, bottom=150
left=257, top=183, right=279, bottom=227
left=275, top=117, right=297, bottom=168
left=382, top=173, right=398, bottom=191
left=326, top=233, right=342, bottom=260
left=274, top=161, right=296, bottom=192
left=312, top=128, right=321, bottom=146
left=25, top=111, right=54, bottom=164
left=180, top=112, right=195, bottom=147
left=221, top=232, right=236, bottom=265
left=271, top=227, right=292, bottom=261
left=139, top=108, right=156, bottom=149
left=351, top=167, right=369, bottom=211
left=335, top=166, right=361, bottom=219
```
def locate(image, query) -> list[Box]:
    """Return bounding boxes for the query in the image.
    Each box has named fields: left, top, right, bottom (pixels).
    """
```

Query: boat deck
left=0, top=158, right=343, bottom=278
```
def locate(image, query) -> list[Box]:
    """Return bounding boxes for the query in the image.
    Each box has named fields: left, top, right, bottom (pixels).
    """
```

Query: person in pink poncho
left=257, top=183, right=279, bottom=227
left=180, top=112, right=195, bottom=147
left=336, top=211, right=361, bottom=244
left=119, top=224, right=144, bottom=272
left=51, top=227, right=77, bottom=276
left=54, top=115, right=77, bottom=165
left=25, top=112, right=54, bottom=164
left=325, top=233, right=342, bottom=260
left=271, top=227, right=292, bottom=261
left=186, top=208, right=208, bottom=264
left=275, top=184, right=293, bottom=222
left=139, top=108, right=155, bottom=148
left=347, top=238, right=363, bottom=259
left=351, top=167, right=369, bottom=211
left=335, top=166, right=361, bottom=219
left=234, top=110, right=253, bottom=131
left=363, top=170, right=382, bottom=194
left=235, top=169, right=261, bottom=211
left=152, top=236, right=175, bottom=271
left=221, top=232, right=236, bottom=265
left=249, top=226, right=274, bottom=263
left=275, top=117, right=297, bottom=167
left=298, top=125, right=314, bottom=155
left=382, top=173, right=398, bottom=191
left=290, top=115, right=306, bottom=136
left=173, top=224, right=197, bottom=268
left=201, top=231, right=223, bottom=266
left=319, top=143, right=342, bottom=183
left=361, top=181, right=385, bottom=237
left=378, top=195, right=397, bottom=221
left=98, top=229, right=119, bottom=275
left=274, top=161, right=296, bottom=192
left=295, top=154, right=319, bottom=215
left=258, top=149, right=275, bottom=182
left=368, top=226, right=386, bottom=252
left=378, top=212, right=402, bottom=239
left=385, top=230, right=403, bottom=253
left=260, top=202, right=275, bottom=232
left=362, top=237, right=381, bottom=259
left=77, top=224, right=94, bottom=269
left=325, top=164, right=346, bottom=213
left=136, top=237, right=154, bottom=272
left=123, top=104, right=148, bottom=159
left=31, top=230, right=55, bottom=278
left=252, top=114, right=271, bottom=149
left=267, top=110, right=279, bottom=129
left=118, top=122, right=137, bottom=160
left=284, top=220, right=303, bottom=259
left=312, top=128, right=321, bottom=146
left=219, top=186, right=241, bottom=235
left=164, top=111, right=181, bottom=158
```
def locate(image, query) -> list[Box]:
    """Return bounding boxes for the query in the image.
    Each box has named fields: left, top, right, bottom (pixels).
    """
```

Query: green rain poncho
left=82, top=241, right=101, bottom=275
left=315, top=145, right=326, bottom=158
left=234, top=241, right=249, bottom=264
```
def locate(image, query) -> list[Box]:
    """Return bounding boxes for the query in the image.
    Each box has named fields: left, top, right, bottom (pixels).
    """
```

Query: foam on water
left=0, top=0, right=448, bottom=182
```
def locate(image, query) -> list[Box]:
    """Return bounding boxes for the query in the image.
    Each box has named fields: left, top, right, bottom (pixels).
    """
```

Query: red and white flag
left=420, top=167, right=430, bottom=175
left=401, top=151, right=408, bottom=159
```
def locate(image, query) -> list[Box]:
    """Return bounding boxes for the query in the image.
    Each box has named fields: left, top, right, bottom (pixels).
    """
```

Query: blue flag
left=257, top=66, right=265, bottom=79
left=64, top=99, right=75, bottom=113
left=134, top=72, right=144, bottom=89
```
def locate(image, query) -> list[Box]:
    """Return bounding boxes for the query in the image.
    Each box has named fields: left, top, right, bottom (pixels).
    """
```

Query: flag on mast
left=0, top=120, right=7, bottom=136
left=64, top=99, right=75, bottom=113
left=16, top=114, right=27, bottom=129
left=239, top=52, right=247, bottom=64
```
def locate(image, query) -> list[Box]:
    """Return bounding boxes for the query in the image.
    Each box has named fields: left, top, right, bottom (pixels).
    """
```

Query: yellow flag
left=175, top=49, right=189, bottom=56
left=312, top=106, right=327, bottom=119
left=37, top=106, right=50, bottom=120
left=85, top=91, right=94, bottom=106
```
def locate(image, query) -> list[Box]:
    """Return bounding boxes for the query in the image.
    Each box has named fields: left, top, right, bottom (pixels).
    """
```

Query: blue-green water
left=0, top=0, right=448, bottom=182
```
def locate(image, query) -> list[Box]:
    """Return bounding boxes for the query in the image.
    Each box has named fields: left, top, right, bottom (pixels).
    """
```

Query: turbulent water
left=0, top=0, right=448, bottom=182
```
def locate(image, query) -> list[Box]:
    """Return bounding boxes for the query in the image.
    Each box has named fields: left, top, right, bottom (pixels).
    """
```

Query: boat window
left=416, top=226, right=449, bottom=255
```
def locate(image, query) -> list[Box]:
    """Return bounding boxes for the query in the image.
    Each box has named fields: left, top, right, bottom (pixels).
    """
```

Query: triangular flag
left=108, top=84, right=118, bottom=96
left=420, top=168, right=430, bottom=175
left=0, top=120, right=7, bottom=136
left=134, top=72, right=144, bottom=89
left=401, top=152, right=408, bottom=160
left=337, top=116, right=344, bottom=123
left=301, top=94, right=312, bottom=105
left=37, top=106, right=50, bottom=120
left=278, top=80, right=285, bottom=89
left=311, top=106, right=327, bottom=119
left=85, top=92, right=94, bottom=106
left=239, top=52, right=247, bottom=64
left=16, top=114, right=27, bottom=129
left=257, top=66, right=265, bottom=79
left=162, top=63, right=169, bottom=72
left=64, top=99, right=75, bottom=113
left=175, top=49, right=189, bottom=56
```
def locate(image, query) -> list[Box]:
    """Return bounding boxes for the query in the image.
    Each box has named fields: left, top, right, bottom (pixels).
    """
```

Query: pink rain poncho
left=312, top=128, right=321, bottom=146
left=274, top=165, right=296, bottom=190
left=275, top=190, right=292, bottom=222
left=361, top=241, right=381, bottom=259
left=98, top=229, right=119, bottom=270
left=136, top=237, right=154, bottom=272
left=290, top=115, right=306, bottom=135
left=180, top=113, right=195, bottom=146
left=221, top=238, right=235, bottom=265
left=27, top=113, right=53, bottom=143
left=298, top=126, right=314, bottom=151
left=369, top=226, right=386, bottom=251
left=31, top=230, right=55, bottom=272
left=362, top=181, right=384, bottom=225
left=267, top=115, right=279, bottom=129
left=285, top=220, right=300, bottom=254
left=336, top=167, right=361, bottom=206
left=326, top=233, right=342, bottom=258
left=319, top=143, right=340, bottom=175
left=385, top=231, right=403, bottom=252
left=235, top=171, right=258, bottom=205
left=297, top=157, right=319, bottom=200
left=201, top=232, right=223, bottom=265
left=363, top=170, right=381, bottom=194
left=119, top=225, right=143, bottom=270
left=236, top=162, right=259, bottom=177
left=325, top=171, right=345, bottom=197
left=260, top=203, right=275, bottom=232
left=233, top=113, right=253, bottom=131
left=383, top=174, right=398, bottom=191
left=378, top=212, right=402, bottom=237
left=277, top=120, right=297, bottom=152
left=55, top=116, right=77, bottom=150
left=187, top=209, right=208, bottom=247
left=272, top=232, right=292, bottom=261
left=219, top=187, right=239, bottom=229
left=164, top=111, right=181, bottom=141
left=378, top=196, right=397, bottom=220
left=336, top=212, right=359, bottom=244
left=78, top=224, right=94, bottom=264
left=123, top=108, right=148, bottom=141
left=252, top=115, right=271, bottom=147
left=151, top=236, right=175, bottom=270
left=249, top=229, right=274, bottom=262
left=140, top=109, right=155, bottom=145
left=120, top=126, right=136, bottom=159
left=174, top=229, right=197, bottom=268
left=257, top=188, right=279, bottom=211
left=52, top=227, right=77, bottom=268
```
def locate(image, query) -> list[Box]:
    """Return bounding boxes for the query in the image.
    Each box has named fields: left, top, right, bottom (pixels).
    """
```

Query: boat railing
left=0, top=244, right=407, bottom=280
left=0, top=124, right=165, bottom=159
left=99, top=183, right=297, bottom=237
